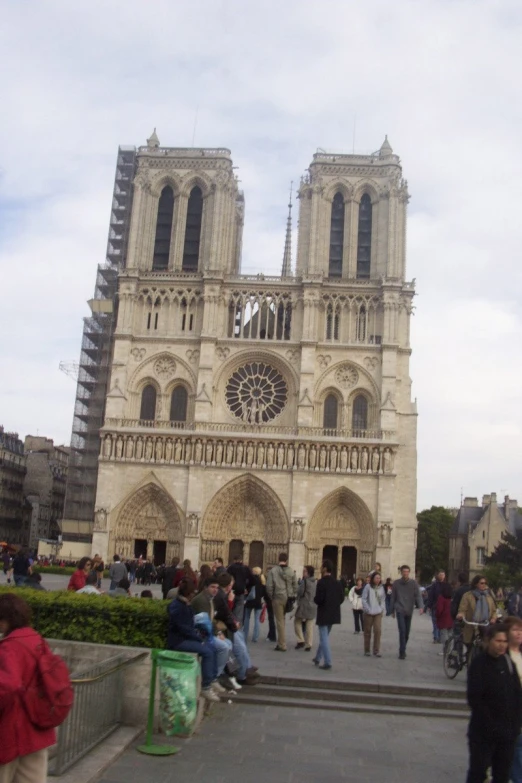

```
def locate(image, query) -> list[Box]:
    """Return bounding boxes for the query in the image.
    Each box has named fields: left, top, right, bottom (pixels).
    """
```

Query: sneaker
left=295, top=642, right=305, bottom=649
left=373, top=652, right=382, bottom=658
left=211, top=681, right=227, bottom=694
left=364, top=652, right=371, bottom=657
left=201, top=687, right=220, bottom=703
left=218, top=674, right=236, bottom=691
left=399, top=653, right=406, bottom=660
left=319, top=664, right=332, bottom=670
left=304, top=646, right=312, bottom=651
left=247, top=666, right=259, bottom=673
left=274, top=646, right=287, bottom=652
left=313, top=659, right=320, bottom=666
left=228, top=676, right=242, bottom=690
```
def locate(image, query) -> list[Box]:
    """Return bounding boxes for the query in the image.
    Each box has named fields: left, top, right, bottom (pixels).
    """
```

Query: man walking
left=390, top=564, right=424, bottom=660
left=451, top=571, right=470, bottom=619
left=313, top=560, right=345, bottom=670
left=266, top=553, right=297, bottom=652
left=426, top=570, right=446, bottom=643
left=108, top=554, right=127, bottom=591
left=227, top=555, right=252, bottom=623
left=466, top=623, right=522, bottom=783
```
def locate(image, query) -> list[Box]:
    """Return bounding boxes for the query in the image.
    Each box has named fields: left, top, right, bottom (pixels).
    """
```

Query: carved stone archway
left=200, top=474, right=289, bottom=568
left=306, top=487, right=375, bottom=576
left=111, top=483, right=184, bottom=562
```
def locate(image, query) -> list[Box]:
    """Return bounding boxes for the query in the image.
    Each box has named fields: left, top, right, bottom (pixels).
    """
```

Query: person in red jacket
left=0, top=593, right=56, bottom=781
left=435, top=581, right=454, bottom=654
left=67, top=556, right=92, bottom=591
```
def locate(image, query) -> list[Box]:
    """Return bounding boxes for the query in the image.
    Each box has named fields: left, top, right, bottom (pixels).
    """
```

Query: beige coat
left=457, top=591, right=497, bottom=645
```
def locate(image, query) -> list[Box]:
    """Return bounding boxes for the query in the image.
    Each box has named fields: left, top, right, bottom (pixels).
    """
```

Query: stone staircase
left=234, top=675, right=469, bottom=719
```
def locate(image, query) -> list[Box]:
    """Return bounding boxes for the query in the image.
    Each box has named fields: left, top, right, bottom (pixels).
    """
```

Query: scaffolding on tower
left=62, top=147, right=136, bottom=524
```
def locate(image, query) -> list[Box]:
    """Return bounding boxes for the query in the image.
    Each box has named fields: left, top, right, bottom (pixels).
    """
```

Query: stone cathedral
left=92, top=131, right=417, bottom=579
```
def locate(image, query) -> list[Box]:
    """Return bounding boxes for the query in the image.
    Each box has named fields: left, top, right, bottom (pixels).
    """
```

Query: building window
left=225, top=362, right=288, bottom=423
left=352, top=395, right=368, bottom=432
left=152, top=186, right=174, bottom=270
left=356, top=193, right=372, bottom=279
left=182, top=186, right=203, bottom=272
left=170, top=387, right=188, bottom=422
left=140, top=385, right=157, bottom=421
left=323, top=394, right=338, bottom=431
left=326, top=304, right=340, bottom=341
left=356, top=306, right=366, bottom=342
left=476, top=547, right=486, bottom=566
left=328, top=193, right=345, bottom=278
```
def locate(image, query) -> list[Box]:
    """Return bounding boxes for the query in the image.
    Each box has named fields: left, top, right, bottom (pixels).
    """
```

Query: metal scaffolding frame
left=63, top=147, right=136, bottom=523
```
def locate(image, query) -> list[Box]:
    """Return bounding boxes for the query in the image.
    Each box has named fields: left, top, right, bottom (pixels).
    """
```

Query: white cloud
left=1, top=0, right=521, bottom=507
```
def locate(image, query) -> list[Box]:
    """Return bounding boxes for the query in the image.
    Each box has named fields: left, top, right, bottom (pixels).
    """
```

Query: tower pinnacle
left=147, top=128, right=160, bottom=148
left=379, top=135, right=393, bottom=157
left=281, top=182, right=293, bottom=278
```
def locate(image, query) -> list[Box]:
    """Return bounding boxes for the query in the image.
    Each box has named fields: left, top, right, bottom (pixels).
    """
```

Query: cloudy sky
left=1, top=0, right=520, bottom=510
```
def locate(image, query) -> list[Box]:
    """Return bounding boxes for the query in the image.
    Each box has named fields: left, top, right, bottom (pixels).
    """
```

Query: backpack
left=6, top=636, right=74, bottom=729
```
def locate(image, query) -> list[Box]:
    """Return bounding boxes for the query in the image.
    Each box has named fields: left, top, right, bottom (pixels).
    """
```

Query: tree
left=415, top=506, right=455, bottom=584
left=485, top=530, right=522, bottom=581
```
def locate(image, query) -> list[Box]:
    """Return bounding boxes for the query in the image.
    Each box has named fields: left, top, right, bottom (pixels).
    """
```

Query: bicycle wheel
left=443, top=637, right=461, bottom=679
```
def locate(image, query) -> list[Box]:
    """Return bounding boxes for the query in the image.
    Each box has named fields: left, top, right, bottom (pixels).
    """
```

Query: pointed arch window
left=182, top=186, right=203, bottom=272
left=152, top=186, right=174, bottom=270
left=170, top=386, right=188, bottom=422
left=328, top=193, right=345, bottom=278
left=356, top=306, right=366, bottom=342
left=357, top=193, right=372, bottom=279
left=140, top=385, right=157, bottom=421
left=352, top=395, right=368, bottom=433
left=326, top=303, right=340, bottom=341
left=323, top=394, right=339, bottom=431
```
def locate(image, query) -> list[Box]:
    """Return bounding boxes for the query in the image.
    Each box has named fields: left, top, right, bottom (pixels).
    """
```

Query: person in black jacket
left=227, top=557, right=252, bottom=623
left=451, top=572, right=470, bottom=620
left=313, top=560, right=344, bottom=670
left=466, top=623, right=522, bottom=783
left=161, top=557, right=180, bottom=599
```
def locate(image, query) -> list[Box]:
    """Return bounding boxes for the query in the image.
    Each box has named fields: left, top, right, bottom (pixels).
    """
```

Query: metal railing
left=49, top=652, right=147, bottom=776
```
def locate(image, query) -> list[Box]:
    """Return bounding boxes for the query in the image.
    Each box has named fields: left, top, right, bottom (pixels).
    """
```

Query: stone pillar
left=289, top=542, right=305, bottom=577
left=91, top=531, right=109, bottom=564
left=183, top=537, right=200, bottom=570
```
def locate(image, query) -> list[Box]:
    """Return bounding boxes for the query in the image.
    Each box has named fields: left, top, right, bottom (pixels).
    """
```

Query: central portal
left=321, top=545, right=358, bottom=578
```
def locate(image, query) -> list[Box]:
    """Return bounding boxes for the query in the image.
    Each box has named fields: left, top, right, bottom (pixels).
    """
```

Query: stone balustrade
left=100, top=430, right=396, bottom=475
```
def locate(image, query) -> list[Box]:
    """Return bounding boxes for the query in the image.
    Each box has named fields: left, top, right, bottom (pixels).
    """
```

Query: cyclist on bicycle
left=456, top=574, right=497, bottom=654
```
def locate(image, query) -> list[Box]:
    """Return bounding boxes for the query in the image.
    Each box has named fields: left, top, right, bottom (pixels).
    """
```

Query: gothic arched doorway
left=306, top=487, right=375, bottom=578
left=111, top=483, right=183, bottom=565
left=201, top=474, right=289, bottom=569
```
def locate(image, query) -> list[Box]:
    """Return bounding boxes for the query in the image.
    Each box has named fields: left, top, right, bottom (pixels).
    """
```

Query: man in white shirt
left=507, top=617, right=522, bottom=783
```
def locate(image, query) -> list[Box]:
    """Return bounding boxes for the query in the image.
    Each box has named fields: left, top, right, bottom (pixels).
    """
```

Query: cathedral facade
left=92, top=132, right=417, bottom=579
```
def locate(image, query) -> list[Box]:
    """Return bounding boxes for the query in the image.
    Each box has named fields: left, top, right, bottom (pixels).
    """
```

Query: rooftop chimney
left=463, top=497, right=478, bottom=508
left=482, top=494, right=491, bottom=508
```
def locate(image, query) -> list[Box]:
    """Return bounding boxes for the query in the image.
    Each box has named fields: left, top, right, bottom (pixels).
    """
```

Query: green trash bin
left=154, top=650, right=199, bottom=737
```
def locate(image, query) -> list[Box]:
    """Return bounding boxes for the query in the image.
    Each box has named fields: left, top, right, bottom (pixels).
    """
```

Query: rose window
left=225, top=362, right=288, bottom=423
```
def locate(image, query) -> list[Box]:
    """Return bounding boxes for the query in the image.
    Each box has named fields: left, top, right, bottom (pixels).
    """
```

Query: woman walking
left=294, top=566, right=317, bottom=650
left=348, top=578, right=364, bottom=634
left=362, top=572, right=386, bottom=657
left=435, top=581, right=453, bottom=654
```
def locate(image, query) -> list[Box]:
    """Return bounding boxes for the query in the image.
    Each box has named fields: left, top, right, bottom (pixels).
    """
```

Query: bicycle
left=443, top=619, right=490, bottom=679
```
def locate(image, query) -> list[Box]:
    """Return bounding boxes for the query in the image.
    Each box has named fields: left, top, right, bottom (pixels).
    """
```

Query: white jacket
left=348, top=586, right=363, bottom=611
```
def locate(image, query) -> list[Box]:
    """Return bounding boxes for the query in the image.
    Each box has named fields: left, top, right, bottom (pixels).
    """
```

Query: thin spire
left=281, top=181, right=293, bottom=277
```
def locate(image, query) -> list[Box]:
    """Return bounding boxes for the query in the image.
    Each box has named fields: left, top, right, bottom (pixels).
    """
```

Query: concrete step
left=246, top=683, right=466, bottom=712
left=258, top=674, right=466, bottom=701
left=233, top=691, right=469, bottom=719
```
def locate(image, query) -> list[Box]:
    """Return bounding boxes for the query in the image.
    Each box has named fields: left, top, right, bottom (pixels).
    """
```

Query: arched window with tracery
left=356, top=306, right=367, bottom=342
left=140, top=385, right=157, bottom=421
left=182, top=186, right=203, bottom=272
left=326, top=303, right=340, bottom=341
left=356, top=193, right=372, bottom=279
left=152, top=186, right=174, bottom=270
left=323, top=394, right=339, bottom=431
left=352, top=394, right=368, bottom=433
left=328, top=192, right=345, bottom=278
left=170, top=386, right=188, bottom=422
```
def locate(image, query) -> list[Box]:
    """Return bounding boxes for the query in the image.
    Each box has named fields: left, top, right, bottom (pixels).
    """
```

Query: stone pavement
left=97, top=703, right=467, bottom=783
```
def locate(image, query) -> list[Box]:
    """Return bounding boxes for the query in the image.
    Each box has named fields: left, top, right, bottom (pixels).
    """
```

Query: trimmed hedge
left=0, top=587, right=169, bottom=649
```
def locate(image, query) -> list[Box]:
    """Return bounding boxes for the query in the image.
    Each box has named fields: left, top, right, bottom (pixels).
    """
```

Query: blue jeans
left=214, top=635, right=232, bottom=677
left=396, top=612, right=412, bottom=656
left=431, top=611, right=440, bottom=642
left=171, top=639, right=216, bottom=689
left=511, top=732, right=522, bottom=782
left=232, top=630, right=251, bottom=680
left=233, top=594, right=246, bottom=624
left=385, top=595, right=392, bottom=616
left=315, top=625, right=332, bottom=666
left=243, top=607, right=262, bottom=643
left=14, top=575, right=27, bottom=587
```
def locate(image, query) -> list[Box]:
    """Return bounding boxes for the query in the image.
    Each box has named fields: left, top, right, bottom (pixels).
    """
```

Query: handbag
left=285, top=596, right=296, bottom=614
left=260, top=604, right=267, bottom=623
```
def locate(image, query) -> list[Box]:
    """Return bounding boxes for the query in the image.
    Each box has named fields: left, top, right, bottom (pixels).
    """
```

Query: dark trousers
left=265, top=595, right=277, bottom=641
left=467, top=738, right=516, bottom=783
left=353, top=609, right=363, bottom=633
left=171, top=640, right=216, bottom=689
left=396, top=612, right=412, bottom=656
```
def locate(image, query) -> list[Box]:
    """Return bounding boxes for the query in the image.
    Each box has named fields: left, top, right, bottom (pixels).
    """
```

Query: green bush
left=0, top=587, right=169, bottom=649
